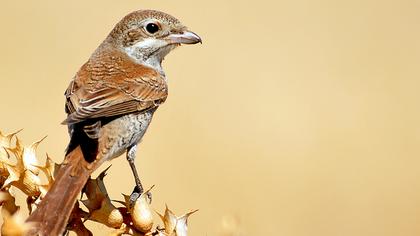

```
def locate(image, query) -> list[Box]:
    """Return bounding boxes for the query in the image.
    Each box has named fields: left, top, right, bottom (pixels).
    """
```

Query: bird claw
left=146, top=191, right=152, bottom=204
left=129, top=186, right=141, bottom=205
left=128, top=185, right=152, bottom=205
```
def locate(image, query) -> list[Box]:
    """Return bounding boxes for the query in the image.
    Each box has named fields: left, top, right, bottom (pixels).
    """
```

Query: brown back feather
left=64, top=46, right=167, bottom=125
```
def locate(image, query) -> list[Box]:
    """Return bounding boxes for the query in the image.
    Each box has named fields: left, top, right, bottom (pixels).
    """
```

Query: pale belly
left=96, top=110, right=155, bottom=163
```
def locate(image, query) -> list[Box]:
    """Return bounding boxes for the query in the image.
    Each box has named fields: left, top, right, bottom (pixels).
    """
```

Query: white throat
left=124, top=38, right=168, bottom=75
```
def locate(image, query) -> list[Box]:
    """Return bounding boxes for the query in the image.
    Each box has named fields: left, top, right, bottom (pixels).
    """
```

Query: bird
left=26, top=9, right=201, bottom=235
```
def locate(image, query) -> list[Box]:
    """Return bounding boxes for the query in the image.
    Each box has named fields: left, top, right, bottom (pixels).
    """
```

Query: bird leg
left=127, top=145, right=153, bottom=204
left=127, top=145, right=144, bottom=195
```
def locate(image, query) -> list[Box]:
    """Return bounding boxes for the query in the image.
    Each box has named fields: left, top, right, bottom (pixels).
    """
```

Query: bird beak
left=167, top=30, right=202, bottom=45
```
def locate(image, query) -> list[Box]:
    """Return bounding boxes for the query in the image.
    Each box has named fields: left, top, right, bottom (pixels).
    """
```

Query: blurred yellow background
left=1, top=0, right=420, bottom=235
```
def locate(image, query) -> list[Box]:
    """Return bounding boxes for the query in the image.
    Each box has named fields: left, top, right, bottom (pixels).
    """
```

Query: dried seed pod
left=156, top=206, right=198, bottom=236
left=82, top=166, right=124, bottom=228
left=130, top=186, right=154, bottom=233
left=174, top=209, right=198, bottom=236
left=156, top=205, right=177, bottom=235
left=88, top=198, right=124, bottom=228
left=82, top=166, right=111, bottom=211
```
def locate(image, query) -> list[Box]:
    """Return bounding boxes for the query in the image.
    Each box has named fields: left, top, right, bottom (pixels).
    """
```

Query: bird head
left=105, top=10, right=201, bottom=72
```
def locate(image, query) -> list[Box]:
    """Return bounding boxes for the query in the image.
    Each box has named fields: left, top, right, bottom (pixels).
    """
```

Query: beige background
left=1, top=0, right=420, bottom=235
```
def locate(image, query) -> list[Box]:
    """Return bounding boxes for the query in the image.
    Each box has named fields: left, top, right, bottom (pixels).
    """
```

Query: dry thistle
left=82, top=166, right=124, bottom=228
left=2, top=137, right=46, bottom=197
left=34, top=154, right=61, bottom=197
left=0, top=130, right=198, bottom=235
left=120, top=186, right=155, bottom=233
left=156, top=205, right=198, bottom=236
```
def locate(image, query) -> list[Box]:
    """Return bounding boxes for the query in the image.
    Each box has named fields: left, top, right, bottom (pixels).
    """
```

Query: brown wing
left=63, top=49, right=168, bottom=125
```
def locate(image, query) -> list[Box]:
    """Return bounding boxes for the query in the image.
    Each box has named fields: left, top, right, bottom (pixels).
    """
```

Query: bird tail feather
left=26, top=146, right=94, bottom=236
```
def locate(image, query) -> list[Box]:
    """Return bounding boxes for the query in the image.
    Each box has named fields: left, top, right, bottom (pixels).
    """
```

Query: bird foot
left=129, top=185, right=152, bottom=205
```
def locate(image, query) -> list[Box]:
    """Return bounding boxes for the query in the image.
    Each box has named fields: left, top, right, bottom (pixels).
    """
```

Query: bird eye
left=145, top=23, right=160, bottom=34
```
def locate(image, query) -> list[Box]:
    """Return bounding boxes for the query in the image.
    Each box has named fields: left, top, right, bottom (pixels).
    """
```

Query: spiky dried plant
left=0, top=130, right=197, bottom=236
